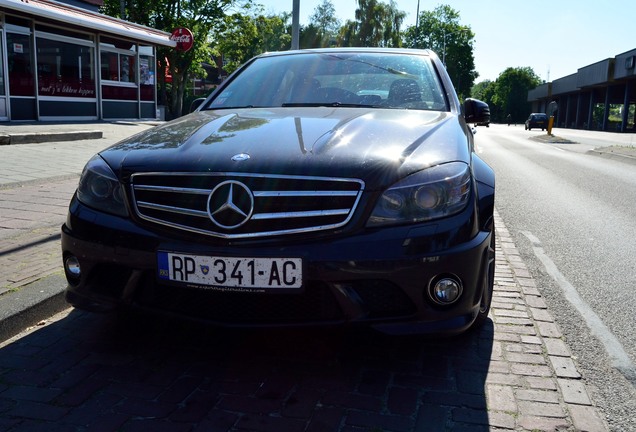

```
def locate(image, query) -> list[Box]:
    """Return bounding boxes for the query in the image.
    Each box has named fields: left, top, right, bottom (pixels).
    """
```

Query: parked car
left=525, top=113, right=549, bottom=131
left=62, top=48, right=494, bottom=336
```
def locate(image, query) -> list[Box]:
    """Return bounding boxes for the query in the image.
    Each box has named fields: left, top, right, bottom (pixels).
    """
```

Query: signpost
left=547, top=101, right=558, bottom=135
left=171, top=27, right=194, bottom=52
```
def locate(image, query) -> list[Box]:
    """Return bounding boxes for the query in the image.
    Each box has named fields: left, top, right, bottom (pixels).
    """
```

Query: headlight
left=76, top=155, right=128, bottom=217
left=367, top=162, right=471, bottom=227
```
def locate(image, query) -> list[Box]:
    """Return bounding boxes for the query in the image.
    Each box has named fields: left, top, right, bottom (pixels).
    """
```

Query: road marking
left=521, top=231, right=636, bottom=383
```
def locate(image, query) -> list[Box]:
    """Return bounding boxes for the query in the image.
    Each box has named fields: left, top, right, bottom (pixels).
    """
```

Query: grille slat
left=137, top=201, right=210, bottom=218
left=131, top=172, right=364, bottom=239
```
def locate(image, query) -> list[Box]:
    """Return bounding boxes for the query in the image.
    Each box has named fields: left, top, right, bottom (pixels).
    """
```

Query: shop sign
left=171, top=28, right=194, bottom=52
left=39, top=80, right=96, bottom=98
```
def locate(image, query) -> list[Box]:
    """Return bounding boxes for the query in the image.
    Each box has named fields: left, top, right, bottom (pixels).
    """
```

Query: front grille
left=350, top=281, right=417, bottom=318
left=136, top=278, right=344, bottom=324
left=130, top=173, right=364, bottom=239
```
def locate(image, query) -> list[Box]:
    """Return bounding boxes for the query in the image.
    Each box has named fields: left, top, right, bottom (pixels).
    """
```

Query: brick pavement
left=0, top=124, right=613, bottom=430
left=0, top=178, right=78, bottom=294
left=0, top=193, right=610, bottom=430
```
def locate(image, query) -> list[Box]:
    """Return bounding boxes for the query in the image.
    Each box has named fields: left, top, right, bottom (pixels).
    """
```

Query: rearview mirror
left=189, top=98, right=206, bottom=113
left=464, top=98, right=490, bottom=124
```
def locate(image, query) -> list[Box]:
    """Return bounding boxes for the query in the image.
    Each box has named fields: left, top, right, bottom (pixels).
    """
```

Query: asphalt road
left=476, top=124, right=636, bottom=431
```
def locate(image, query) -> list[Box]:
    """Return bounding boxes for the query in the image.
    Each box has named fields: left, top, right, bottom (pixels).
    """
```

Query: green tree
left=403, top=4, right=477, bottom=99
left=214, top=11, right=291, bottom=74
left=300, top=0, right=341, bottom=47
left=338, top=0, right=405, bottom=48
left=101, top=0, right=242, bottom=118
left=492, top=67, right=541, bottom=123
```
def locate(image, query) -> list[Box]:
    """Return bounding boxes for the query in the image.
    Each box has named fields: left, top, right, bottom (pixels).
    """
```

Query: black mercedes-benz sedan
left=62, top=48, right=494, bottom=336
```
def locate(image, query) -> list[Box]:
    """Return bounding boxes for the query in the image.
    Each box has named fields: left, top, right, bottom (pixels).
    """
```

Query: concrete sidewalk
left=0, top=122, right=621, bottom=431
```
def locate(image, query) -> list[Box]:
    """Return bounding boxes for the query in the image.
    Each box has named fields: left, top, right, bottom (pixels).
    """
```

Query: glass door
left=6, top=28, right=36, bottom=120
left=0, top=30, right=8, bottom=120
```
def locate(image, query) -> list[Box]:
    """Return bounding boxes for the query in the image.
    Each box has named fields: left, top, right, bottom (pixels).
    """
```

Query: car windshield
left=205, top=51, right=448, bottom=111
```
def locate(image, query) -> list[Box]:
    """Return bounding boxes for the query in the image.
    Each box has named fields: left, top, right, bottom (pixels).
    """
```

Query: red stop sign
left=171, top=27, right=194, bottom=52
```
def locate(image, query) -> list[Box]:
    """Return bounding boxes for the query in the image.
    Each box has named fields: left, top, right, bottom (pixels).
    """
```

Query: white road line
left=521, top=231, right=636, bottom=382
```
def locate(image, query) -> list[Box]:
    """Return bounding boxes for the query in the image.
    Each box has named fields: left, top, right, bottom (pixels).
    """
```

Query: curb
left=0, top=130, right=103, bottom=145
left=588, top=147, right=636, bottom=165
left=0, top=273, right=68, bottom=342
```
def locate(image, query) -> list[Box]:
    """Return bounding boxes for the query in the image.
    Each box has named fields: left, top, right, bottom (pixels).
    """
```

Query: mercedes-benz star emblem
left=207, top=180, right=254, bottom=229
left=231, top=153, right=250, bottom=162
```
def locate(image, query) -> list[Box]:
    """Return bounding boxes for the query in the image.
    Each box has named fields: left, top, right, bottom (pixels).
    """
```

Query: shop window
left=100, top=51, right=137, bottom=83
left=100, top=37, right=137, bottom=85
left=36, top=37, right=96, bottom=98
left=139, top=46, right=155, bottom=101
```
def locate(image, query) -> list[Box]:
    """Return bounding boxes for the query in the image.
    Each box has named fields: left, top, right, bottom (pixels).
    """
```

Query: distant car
left=525, top=113, right=548, bottom=131
left=62, top=48, right=494, bottom=336
left=475, top=121, right=489, bottom=127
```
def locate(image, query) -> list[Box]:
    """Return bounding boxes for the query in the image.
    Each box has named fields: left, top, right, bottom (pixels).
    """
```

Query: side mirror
left=190, top=97, right=206, bottom=113
left=464, top=98, right=490, bottom=124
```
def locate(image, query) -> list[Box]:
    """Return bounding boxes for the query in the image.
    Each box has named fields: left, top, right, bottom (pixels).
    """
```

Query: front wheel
left=473, top=224, right=495, bottom=328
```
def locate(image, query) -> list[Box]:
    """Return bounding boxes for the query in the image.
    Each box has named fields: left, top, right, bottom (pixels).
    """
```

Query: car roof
left=256, top=47, right=435, bottom=59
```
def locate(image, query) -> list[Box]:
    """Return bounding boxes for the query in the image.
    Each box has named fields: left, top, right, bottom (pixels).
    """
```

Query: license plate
left=157, top=251, right=303, bottom=290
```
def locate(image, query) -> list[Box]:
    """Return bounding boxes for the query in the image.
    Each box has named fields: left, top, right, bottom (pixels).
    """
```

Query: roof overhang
left=0, top=0, right=176, bottom=47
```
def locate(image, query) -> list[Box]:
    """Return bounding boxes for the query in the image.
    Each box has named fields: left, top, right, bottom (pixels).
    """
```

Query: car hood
left=101, top=108, right=471, bottom=190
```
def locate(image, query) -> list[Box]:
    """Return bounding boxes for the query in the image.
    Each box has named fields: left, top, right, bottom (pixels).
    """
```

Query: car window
left=207, top=52, right=449, bottom=111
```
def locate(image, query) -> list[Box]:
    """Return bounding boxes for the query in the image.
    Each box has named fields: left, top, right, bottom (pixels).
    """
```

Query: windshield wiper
left=281, top=102, right=381, bottom=108
left=203, top=105, right=255, bottom=110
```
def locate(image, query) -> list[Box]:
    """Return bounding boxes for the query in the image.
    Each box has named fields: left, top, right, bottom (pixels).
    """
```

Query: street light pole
left=291, top=0, right=300, bottom=50
left=415, top=0, right=420, bottom=47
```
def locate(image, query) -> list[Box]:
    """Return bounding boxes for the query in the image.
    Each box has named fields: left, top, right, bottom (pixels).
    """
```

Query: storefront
left=528, top=48, right=636, bottom=133
left=0, top=0, right=175, bottom=122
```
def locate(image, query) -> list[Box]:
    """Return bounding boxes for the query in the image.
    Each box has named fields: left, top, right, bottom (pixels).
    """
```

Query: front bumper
left=62, top=198, right=492, bottom=336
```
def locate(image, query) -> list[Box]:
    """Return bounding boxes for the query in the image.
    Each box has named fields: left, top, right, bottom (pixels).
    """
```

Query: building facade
left=528, top=48, right=636, bottom=133
left=0, top=0, right=175, bottom=122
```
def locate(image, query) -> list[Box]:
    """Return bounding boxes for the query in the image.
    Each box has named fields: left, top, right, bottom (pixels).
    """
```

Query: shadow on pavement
left=0, top=309, right=494, bottom=431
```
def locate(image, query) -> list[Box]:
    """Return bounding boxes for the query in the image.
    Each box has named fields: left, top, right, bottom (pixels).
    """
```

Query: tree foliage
left=338, top=0, right=405, bottom=48
left=215, top=11, right=291, bottom=74
left=101, top=0, right=538, bottom=122
left=403, top=4, right=476, bottom=99
left=473, top=67, right=541, bottom=123
left=300, top=0, right=341, bottom=48
left=101, top=0, right=241, bottom=118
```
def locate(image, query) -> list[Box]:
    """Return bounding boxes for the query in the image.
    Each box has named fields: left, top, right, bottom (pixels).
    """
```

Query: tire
left=473, top=223, right=495, bottom=328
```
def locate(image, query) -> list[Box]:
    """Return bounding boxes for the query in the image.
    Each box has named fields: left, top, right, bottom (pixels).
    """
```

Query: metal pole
left=415, top=0, right=420, bottom=48
left=442, top=31, right=447, bottom=66
left=291, top=0, right=300, bottom=50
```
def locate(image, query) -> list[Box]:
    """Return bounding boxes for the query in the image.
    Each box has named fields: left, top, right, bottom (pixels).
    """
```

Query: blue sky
left=256, top=0, right=635, bottom=83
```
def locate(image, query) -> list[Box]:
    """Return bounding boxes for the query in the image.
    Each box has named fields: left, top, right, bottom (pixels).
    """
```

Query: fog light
left=65, top=256, right=81, bottom=278
left=430, top=276, right=462, bottom=305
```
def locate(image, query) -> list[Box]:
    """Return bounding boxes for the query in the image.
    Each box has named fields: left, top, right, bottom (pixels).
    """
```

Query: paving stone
left=549, top=356, right=582, bottom=379
left=537, top=321, right=563, bottom=338
left=569, top=404, right=608, bottom=432
left=517, top=415, right=571, bottom=431
left=544, top=338, right=572, bottom=357
left=486, top=384, right=517, bottom=412
left=558, top=379, right=592, bottom=405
